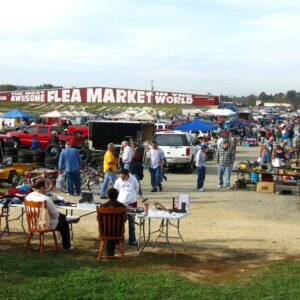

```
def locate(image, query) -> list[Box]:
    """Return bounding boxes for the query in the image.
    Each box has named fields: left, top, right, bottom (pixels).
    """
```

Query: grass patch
left=1, top=251, right=300, bottom=299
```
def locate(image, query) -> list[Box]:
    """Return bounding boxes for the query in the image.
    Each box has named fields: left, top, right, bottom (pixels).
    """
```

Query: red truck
left=7, top=125, right=85, bottom=148
left=67, top=125, right=88, bottom=137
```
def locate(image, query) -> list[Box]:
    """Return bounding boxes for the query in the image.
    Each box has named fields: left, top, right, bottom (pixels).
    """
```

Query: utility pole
left=151, top=80, right=154, bottom=105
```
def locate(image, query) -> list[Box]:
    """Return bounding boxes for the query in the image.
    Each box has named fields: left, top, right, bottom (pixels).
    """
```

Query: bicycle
left=87, top=167, right=105, bottom=195
left=59, top=170, right=89, bottom=193
left=15, top=172, right=53, bottom=192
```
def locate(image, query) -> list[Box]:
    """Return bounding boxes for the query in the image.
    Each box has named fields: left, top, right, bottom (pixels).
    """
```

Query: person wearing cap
left=215, top=140, right=235, bottom=189
left=196, top=144, right=208, bottom=192
left=58, top=142, right=82, bottom=196
left=49, top=131, right=60, bottom=145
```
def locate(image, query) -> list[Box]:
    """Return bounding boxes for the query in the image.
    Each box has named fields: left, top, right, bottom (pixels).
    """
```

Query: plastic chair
left=24, top=200, right=59, bottom=254
left=0, top=206, right=10, bottom=239
left=96, top=206, right=127, bottom=261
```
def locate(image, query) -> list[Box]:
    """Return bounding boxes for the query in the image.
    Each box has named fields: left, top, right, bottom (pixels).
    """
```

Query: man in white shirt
left=121, top=141, right=133, bottom=171
left=26, top=179, right=78, bottom=250
left=147, top=141, right=165, bottom=192
left=196, top=144, right=208, bottom=192
left=114, top=169, right=139, bottom=245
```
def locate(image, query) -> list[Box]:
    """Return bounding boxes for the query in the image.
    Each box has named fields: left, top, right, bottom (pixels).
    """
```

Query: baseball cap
left=201, top=144, right=208, bottom=149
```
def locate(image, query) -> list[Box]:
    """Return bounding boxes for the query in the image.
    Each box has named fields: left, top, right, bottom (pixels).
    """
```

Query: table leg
left=138, top=218, right=145, bottom=251
left=152, top=219, right=165, bottom=248
left=139, top=218, right=151, bottom=255
left=176, top=220, right=186, bottom=248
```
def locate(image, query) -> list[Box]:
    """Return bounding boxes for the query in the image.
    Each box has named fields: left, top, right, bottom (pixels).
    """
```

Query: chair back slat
left=24, top=200, right=45, bottom=231
left=97, top=207, right=127, bottom=240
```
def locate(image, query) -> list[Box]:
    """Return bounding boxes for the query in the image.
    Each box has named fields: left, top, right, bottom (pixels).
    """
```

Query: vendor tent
left=175, top=119, right=218, bottom=131
left=111, top=112, right=132, bottom=120
left=132, top=111, right=155, bottom=121
left=4, top=109, right=33, bottom=119
left=40, top=110, right=70, bottom=118
left=206, top=108, right=236, bottom=116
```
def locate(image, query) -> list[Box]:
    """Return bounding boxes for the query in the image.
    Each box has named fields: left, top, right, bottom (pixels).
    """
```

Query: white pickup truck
left=151, top=131, right=197, bottom=173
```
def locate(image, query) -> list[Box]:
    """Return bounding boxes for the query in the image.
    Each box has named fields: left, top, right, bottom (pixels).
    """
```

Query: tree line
left=221, top=90, right=300, bottom=106
left=0, top=84, right=62, bottom=92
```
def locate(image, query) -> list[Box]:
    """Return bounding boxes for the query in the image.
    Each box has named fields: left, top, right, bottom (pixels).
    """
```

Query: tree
left=35, top=84, right=62, bottom=90
left=285, top=90, right=297, bottom=100
left=0, top=84, right=18, bottom=91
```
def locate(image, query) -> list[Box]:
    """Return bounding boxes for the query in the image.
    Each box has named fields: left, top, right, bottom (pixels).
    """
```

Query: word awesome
left=0, top=87, right=219, bottom=106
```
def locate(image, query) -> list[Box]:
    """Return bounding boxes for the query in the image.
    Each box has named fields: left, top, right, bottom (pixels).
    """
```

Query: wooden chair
left=96, top=206, right=127, bottom=261
left=0, top=206, right=10, bottom=239
left=24, top=200, right=59, bottom=254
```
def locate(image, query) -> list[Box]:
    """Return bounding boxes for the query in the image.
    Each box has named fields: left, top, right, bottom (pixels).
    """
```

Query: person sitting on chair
left=101, top=188, right=126, bottom=256
left=26, top=179, right=79, bottom=250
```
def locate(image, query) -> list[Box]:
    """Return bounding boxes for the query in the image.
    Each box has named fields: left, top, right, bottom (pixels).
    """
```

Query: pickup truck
left=7, top=125, right=85, bottom=148
left=151, top=131, right=197, bottom=173
left=67, top=125, right=88, bottom=137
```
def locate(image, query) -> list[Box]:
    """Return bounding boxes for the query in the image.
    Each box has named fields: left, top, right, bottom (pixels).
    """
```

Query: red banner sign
left=0, top=87, right=219, bottom=106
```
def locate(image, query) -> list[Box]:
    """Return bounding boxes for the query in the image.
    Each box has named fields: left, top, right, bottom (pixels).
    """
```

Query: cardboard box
left=256, top=182, right=276, bottom=193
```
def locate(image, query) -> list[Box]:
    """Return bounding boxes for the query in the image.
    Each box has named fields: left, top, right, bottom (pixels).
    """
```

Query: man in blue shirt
left=58, top=142, right=82, bottom=196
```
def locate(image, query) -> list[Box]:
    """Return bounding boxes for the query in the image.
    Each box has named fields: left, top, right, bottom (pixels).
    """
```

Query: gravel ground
left=3, top=145, right=300, bottom=263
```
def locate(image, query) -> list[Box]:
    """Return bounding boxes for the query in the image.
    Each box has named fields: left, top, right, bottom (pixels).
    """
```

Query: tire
left=45, top=144, right=61, bottom=159
left=4, top=141, right=15, bottom=148
left=4, top=147, right=18, bottom=155
left=18, top=150, right=32, bottom=158
left=90, top=158, right=102, bottom=169
left=12, top=137, right=20, bottom=148
left=32, top=149, right=45, bottom=157
left=185, top=160, right=194, bottom=173
left=18, top=157, right=33, bottom=163
left=7, top=170, right=17, bottom=185
left=74, top=131, right=82, bottom=135
left=10, top=155, right=18, bottom=163
left=79, top=148, right=91, bottom=163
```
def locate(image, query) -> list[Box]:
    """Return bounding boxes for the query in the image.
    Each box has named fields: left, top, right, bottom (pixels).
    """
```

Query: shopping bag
left=56, top=174, right=64, bottom=189
left=38, top=202, right=50, bottom=230
left=257, top=157, right=262, bottom=164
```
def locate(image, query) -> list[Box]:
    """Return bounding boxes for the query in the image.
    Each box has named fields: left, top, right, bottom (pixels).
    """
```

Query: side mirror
left=23, top=130, right=28, bottom=134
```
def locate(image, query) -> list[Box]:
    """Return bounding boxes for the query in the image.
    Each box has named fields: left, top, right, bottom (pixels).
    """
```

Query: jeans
left=66, top=170, right=81, bottom=195
left=128, top=202, right=137, bottom=243
left=149, top=166, right=162, bottom=191
left=100, top=170, right=116, bottom=198
left=56, top=213, right=71, bottom=249
left=217, top=165, right=232, bottom=187
left=123, top=163, right=131, bottom=171
left=132, top=174, right=143, bottom=196
left=197, top=166, right=206, bottom=189
left=287, top=138, right=293, bottom=148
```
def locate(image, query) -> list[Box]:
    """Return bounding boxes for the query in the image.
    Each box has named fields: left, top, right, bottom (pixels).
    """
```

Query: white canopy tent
left=206, top=108, right=236, bottom=117
left=132, top=111, right=155, bottom=121
left=111, top=112, right=132, bottom=120
left=40, top=111, right=71, bottom=118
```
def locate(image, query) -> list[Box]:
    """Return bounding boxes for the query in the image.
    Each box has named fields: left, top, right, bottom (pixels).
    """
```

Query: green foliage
left=0, top=84, right=18, bottom=91
left=35, top=84, right=63, bottom=90
left=1, top=252, right=300, bottom=300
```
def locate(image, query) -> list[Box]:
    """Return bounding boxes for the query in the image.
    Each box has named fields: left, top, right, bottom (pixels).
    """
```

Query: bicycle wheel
left=16, top=176, right=31, bottom=187
left=80, top=171, right=89, bottom=190
left=45, top=178, right=53, bottom=192
left=60, top=173, right=68, bottom=193
left=87, top=174, right=104, bottom=195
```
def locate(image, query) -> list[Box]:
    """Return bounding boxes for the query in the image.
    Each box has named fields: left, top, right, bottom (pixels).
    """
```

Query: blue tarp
left=4, top=109, right=33, bottom=119
left=175, top=119, right=218, bottom=131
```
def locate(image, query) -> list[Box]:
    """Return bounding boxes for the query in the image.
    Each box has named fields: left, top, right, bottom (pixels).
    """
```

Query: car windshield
left=153, top=134, right=188, bottom=146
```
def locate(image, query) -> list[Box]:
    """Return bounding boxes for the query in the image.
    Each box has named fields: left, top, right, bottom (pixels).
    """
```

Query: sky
left=0, top=0, right=299, bottom=96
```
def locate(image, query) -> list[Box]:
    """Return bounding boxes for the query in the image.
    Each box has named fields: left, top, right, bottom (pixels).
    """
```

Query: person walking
left=58, top=142, right=82, bottom=196
left=130, top=146, right=145, bottom=201
left=120, top=141, right=133, bottom=171
left=100, top=143, right=118, bottom=199
left=216, top=140, right=234, bottom=189
left=147, top=141, right=165, bottom=192
left=196, top=144, right=208, bottom=192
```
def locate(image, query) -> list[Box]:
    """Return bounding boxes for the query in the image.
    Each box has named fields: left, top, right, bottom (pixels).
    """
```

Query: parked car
left=67, top=125, right=88, bottom=138
left=7, top=125, right=85, bottom=148
left=151, top=131, right=197, bottom=172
